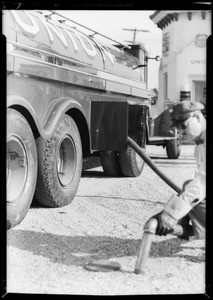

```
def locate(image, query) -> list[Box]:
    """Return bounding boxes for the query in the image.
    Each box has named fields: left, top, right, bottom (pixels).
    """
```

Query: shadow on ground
left=7, top=229, right=205, bottom=267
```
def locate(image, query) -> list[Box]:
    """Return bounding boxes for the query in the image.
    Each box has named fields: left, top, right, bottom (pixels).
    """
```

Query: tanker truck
left=4, top=10, right=180, bottom=229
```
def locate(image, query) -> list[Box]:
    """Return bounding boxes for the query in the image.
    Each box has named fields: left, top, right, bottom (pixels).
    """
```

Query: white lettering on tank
left=74, top=31, right=97, bottom=57
left=59, top=25, right=79, bottom=52
left=40, top=19, right=68, bottom=49
left=11, top=11, right=39, bottom=38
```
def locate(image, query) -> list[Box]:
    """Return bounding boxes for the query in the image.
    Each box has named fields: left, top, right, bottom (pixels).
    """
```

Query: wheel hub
left=57, top=135, right=76, bottom=188
left=7, top=137, right=28, bottom=203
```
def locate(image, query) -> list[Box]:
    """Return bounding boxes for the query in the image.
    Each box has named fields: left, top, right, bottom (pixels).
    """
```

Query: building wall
left=151, top=10, right=211, bottom=110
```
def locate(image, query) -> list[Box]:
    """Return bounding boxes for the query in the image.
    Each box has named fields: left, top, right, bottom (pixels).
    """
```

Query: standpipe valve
left=134, top=218, right=158, bottom=274
left=134, top=218, right=184, bottom=274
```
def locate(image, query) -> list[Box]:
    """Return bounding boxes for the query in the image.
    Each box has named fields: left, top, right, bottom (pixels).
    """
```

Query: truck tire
left=35, top=115, right=82, bottom=207
left=119, top=135, right=145, bottom=177
left=166, top=130, right=181, bottom=159
left=100, top=151, right=122, bottom=176
left=7, top=108, right=38, bottom=229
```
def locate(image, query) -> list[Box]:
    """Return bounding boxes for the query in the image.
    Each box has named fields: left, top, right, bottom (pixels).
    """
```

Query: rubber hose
left=127, top=137, right=182, bottom=194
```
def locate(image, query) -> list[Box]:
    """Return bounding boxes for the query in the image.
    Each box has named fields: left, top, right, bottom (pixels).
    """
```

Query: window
left=164, top=72, right=168, bottom=100
left=163, top=33, right=170, bottom=56
left=107, top=47, right=137, bottom=68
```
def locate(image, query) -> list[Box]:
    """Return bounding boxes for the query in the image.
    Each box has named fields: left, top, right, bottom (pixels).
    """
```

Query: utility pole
left=122, top=28, right=150, bottom=44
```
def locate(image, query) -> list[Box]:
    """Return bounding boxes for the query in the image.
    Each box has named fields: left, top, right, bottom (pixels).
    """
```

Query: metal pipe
left=127, top=136, right=182, bottom=194
left=134, top=218, right=158, bottom=274
left=134, top=218, right=184, bottom=274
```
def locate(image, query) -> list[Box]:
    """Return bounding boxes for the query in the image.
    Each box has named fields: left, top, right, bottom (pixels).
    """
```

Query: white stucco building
left=150, top=10, right=211, bottom=112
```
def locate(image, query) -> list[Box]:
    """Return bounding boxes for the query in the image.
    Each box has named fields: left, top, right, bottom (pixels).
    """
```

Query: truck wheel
left=7, top=109, right=38, bottom=229
left=35, top=115, right=82, bottom=207
left=100, top=151, right=122, bottom=176
left=119, top=135, right=145, bottom=177
left=166, top=130, right=181, bottom=159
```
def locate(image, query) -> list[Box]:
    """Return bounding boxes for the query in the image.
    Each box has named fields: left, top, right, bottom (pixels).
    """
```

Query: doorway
left=193, top=80, right=206, bottom=104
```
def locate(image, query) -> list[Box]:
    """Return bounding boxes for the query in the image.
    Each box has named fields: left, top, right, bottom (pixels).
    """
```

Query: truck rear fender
left=42, top=99, right=91, bottom=157
left=65, top=107, right=91, bottom=158
left=8, top=94, right=41, bottom=140
left=8, top=94, right=91, bottom=157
